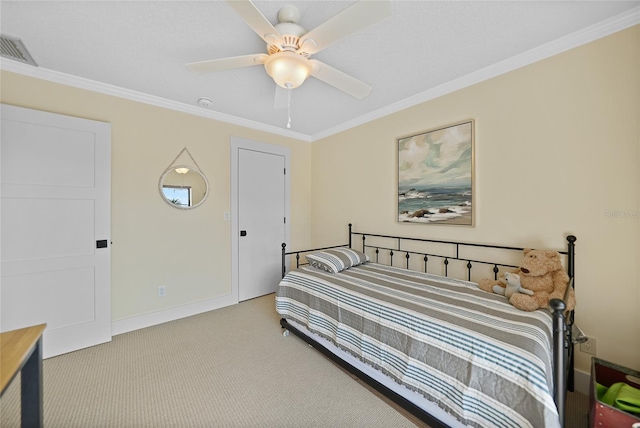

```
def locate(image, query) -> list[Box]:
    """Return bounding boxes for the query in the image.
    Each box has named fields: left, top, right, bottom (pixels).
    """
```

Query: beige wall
left=311, top=26, right=640, bottom=373
left=0, top=72, right=312, bottom=322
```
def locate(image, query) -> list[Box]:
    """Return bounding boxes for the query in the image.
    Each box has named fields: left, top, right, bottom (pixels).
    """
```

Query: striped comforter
left=275, top=263, right=561, bottom=428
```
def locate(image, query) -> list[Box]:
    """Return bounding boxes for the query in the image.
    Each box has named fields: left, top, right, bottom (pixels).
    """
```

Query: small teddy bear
left=492, top=272, right=533, bottom=299
left=479, top=248, right=575, bottom=312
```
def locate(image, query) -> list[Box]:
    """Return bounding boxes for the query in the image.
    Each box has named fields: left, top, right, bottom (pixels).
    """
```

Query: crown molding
left=310, top=5, right=640, bottom=142
left=2, top=6, right=637, bottom=144
left=0, top=60, right=312, bottom=143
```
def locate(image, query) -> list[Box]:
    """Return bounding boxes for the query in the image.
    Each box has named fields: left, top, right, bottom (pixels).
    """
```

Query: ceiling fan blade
left=299, top=0, right=392, bottom=55
left=225, top=0, right=283, bottom=45
left=310, top=60, right=372, bottom=99
left=186, top=54, right=267, bottom=73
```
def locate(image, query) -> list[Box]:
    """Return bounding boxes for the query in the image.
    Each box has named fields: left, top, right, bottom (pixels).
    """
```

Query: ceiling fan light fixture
left=264, top=51, right=311, bottom=89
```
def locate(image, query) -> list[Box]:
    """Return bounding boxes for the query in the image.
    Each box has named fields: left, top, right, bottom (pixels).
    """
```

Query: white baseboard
left=111, top=293, right=237, bottom=336
left=574, top=369, right=590, bottom=395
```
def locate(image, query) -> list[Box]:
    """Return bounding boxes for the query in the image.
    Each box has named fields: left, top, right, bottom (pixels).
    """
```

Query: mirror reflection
left=159, top=165, right=209, bottom=209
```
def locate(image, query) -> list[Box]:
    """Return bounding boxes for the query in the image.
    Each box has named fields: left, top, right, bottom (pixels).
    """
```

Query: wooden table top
left=0, top=324, right=47, bottom=394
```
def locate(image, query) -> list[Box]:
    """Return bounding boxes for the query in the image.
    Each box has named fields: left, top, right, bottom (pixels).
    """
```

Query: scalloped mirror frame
left=159, top=164, right=210, bottom=210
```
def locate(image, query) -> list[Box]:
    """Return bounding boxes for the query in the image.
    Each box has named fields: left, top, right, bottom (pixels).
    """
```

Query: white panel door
left=1, top=104, right=111, bottom=358
left=237, top=148, right=286, bottom=301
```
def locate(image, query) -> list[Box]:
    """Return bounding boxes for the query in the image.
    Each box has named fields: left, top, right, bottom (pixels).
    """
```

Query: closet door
left=230, top=137, right=290, bottom=303
left=1, top=104, right=112, bottom=358
left=237, top=148, right=286, bottom=301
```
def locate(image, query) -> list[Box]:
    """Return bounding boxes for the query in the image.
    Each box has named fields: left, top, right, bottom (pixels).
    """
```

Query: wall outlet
left=580, top=337, right=597, bottom=355
left=158, top=286, right=166, bottom=297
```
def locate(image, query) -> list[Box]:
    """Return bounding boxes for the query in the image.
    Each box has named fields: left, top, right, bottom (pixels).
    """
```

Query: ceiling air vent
left=0, top=34, right=37, bottom=66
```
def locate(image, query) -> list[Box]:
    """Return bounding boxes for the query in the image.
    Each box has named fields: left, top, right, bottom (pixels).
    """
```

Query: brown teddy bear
left=478, top=248, right=576, bottom=312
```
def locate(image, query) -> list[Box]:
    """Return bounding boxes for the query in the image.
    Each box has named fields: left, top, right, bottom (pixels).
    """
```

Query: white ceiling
left=1, top=1, right=639, bottom=141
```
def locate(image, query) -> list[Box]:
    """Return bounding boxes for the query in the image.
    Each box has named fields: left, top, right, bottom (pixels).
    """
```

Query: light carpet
left=1, top=293, right=589, bottom=427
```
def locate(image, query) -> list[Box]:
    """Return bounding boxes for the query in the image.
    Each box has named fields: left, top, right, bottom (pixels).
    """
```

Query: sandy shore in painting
left=440, top=210, right=473, bottom=225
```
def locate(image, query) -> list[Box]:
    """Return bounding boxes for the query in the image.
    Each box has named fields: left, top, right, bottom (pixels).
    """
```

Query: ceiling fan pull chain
left=286, top=83, right=292, bottom=129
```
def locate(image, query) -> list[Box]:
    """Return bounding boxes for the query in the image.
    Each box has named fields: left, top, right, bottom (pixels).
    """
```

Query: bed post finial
left=349, top=223, right=353, bottom=248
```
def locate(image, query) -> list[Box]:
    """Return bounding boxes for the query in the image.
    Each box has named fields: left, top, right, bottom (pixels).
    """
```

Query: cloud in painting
left=399, top=122, right=472, bottom=188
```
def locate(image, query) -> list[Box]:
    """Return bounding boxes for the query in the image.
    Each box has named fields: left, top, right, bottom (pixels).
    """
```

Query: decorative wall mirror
left=159, top=148, right=209, bottom=209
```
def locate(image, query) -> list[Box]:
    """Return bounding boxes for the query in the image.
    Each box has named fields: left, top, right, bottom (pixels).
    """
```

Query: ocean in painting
left=398, top=185, right=472, bottom=224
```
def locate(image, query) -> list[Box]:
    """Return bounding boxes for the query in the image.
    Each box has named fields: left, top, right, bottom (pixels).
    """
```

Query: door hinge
left=284, top=168, right=286, bottom=175
left=284, top=217, right=286, bottom=224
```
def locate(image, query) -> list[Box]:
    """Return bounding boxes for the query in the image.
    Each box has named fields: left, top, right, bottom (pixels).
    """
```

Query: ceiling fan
left=186, top=0, right=393, bottom=100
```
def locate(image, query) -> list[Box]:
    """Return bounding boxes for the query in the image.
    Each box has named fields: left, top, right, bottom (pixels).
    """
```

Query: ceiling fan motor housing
left=270, top=21, right=308, bottom=53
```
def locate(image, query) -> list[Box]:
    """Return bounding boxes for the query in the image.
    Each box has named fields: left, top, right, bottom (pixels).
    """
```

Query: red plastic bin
left=589, top=357, right=640, bottom=428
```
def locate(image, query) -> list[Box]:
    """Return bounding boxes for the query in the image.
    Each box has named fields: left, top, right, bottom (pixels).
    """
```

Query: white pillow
left=305, top=248, right=369, bottom=273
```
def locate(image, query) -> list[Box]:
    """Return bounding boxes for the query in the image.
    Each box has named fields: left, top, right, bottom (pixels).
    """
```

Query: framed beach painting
left=398, top=120, right=474, bottom=226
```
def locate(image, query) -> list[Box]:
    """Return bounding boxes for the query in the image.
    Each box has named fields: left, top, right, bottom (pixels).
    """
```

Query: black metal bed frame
left=280, top=224, right=576, bottom=428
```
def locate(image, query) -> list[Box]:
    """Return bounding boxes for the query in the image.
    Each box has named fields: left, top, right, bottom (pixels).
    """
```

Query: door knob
left=240, top=230, right=247, bottom=236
